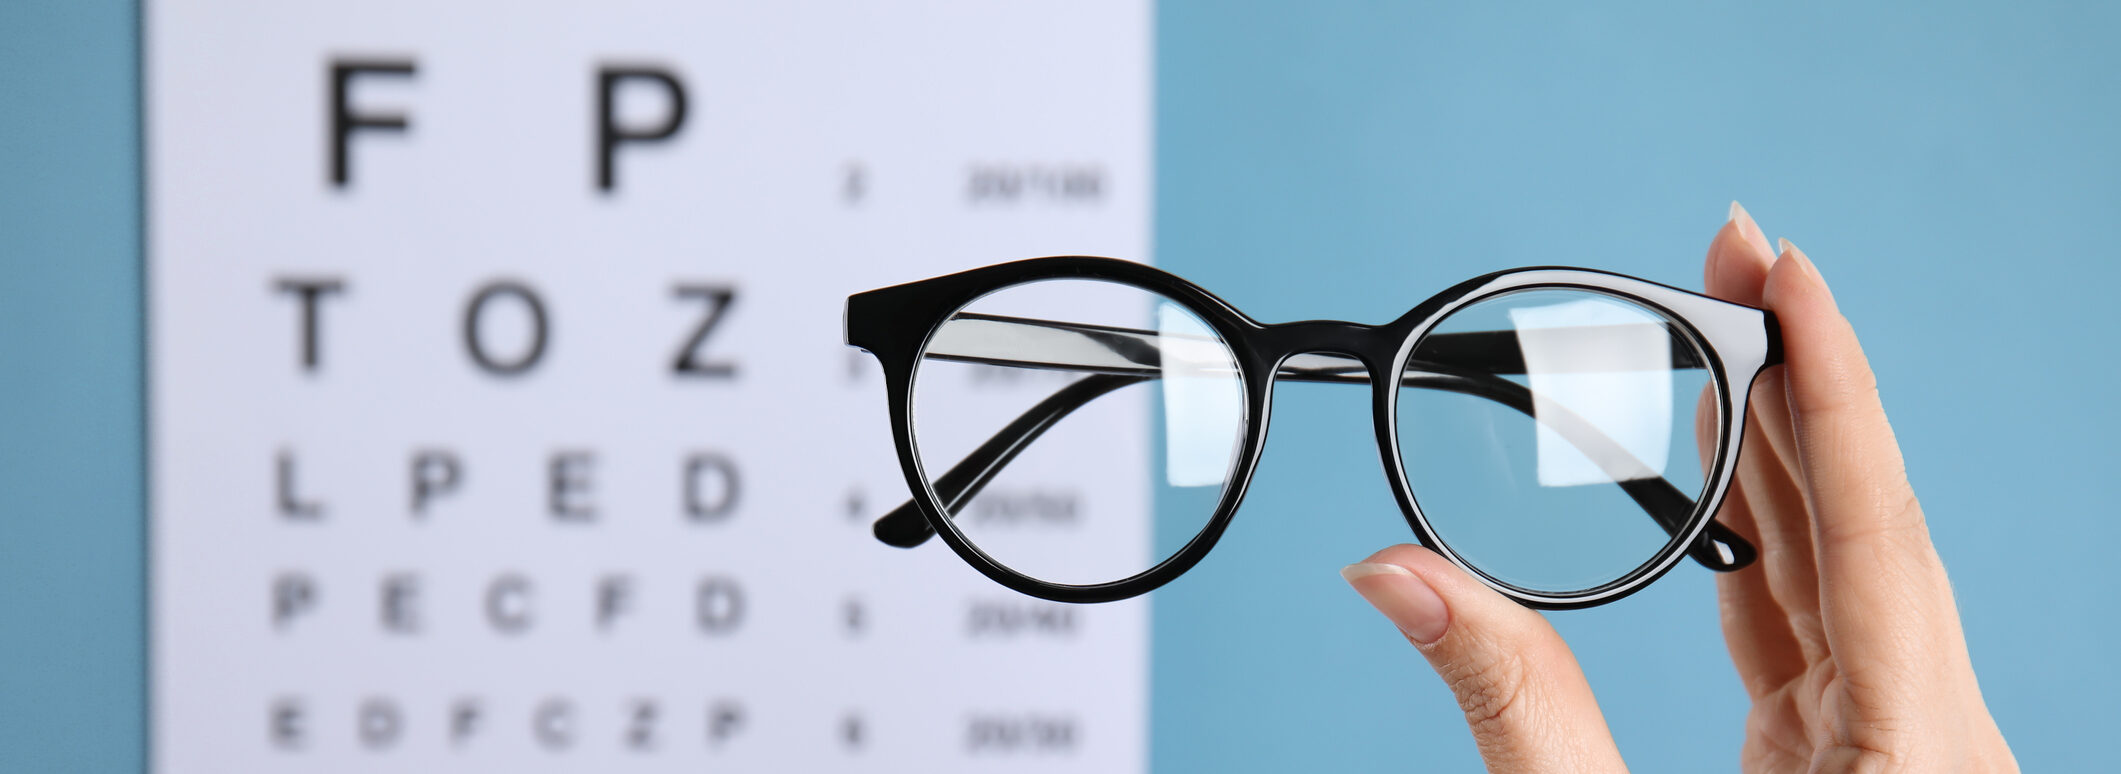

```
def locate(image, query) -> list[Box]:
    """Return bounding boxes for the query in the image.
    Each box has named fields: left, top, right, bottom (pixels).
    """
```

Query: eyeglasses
left=845, top=256, right=1777, bottom=609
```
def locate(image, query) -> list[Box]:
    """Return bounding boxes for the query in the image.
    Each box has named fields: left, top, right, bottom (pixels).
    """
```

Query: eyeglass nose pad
left=1692, top=519, right=1757, bottom=572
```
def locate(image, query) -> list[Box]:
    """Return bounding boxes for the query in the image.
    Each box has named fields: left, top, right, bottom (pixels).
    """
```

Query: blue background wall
left=0, top=1, right=145, bottom=771
left=3, top=1, right=2115, bottom=770
left=1150, top=2, right=2118, bottom=771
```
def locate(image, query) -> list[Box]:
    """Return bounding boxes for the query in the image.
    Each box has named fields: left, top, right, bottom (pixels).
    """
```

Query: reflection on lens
left=911, top=278, right=1245, bottom=586
left=1396, top=289, right=1712, bottom=594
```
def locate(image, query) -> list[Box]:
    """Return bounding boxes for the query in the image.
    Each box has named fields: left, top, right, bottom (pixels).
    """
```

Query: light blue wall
left=2, top=1, right=2115, bottom=771
left=0, top=1, right=145, bottom=771
left=1152, top=2, right=2120, bottom=771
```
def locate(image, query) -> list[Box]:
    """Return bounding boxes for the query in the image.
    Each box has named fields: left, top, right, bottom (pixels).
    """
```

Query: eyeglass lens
left=909, top=278, right=1248, bottom=586
left=1396, top=288, right=1714, bottom=593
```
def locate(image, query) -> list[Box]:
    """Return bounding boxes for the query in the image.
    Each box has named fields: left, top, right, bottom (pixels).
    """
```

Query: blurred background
left=4, top=1, right=2117, bottom=771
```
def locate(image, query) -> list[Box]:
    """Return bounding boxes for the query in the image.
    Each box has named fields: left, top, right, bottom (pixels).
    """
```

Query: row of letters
left=277, top=449, right=1083, bottom=530
left=275, top=449, right=739, bottom=523
left=275, top=277, right=738, bottom=377
left=270, top=696, right=1081, bottom=755
left=274, top=275, right=1119, bottom=385
left=271, top=572, right=744, bottom=636
left=270, top=571, right=1081, bottom=639
left=326, top=57, right=1108, bottom=204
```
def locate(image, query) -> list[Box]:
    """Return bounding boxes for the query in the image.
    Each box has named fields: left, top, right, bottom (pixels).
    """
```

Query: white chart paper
left=148, top=2, right=1151, bottom=771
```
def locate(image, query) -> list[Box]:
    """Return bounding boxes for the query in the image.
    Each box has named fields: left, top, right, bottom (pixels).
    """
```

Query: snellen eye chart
left=147, top=2, right=1151, bottom=771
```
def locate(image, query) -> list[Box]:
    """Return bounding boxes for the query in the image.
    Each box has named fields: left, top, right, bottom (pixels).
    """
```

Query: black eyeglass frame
left=846, top=256, right=1780, bottom=610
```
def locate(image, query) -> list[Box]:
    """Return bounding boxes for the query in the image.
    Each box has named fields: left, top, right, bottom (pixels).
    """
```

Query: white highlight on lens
left=1508, top=298, right=1672, bottom=488
left=1157, top=302, right=1241, bottom=488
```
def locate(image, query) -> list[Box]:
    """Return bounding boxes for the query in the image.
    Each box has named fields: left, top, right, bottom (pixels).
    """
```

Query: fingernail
left=1341, top=562, right=1450, bottom=644
left=1728, top=201, right=1771, bottom=254
left=1778, top=238, right=1823, bottom=282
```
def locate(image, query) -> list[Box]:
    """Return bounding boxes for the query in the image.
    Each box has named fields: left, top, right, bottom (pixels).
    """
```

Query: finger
left=1696, top=387, right=1806, bottom=698
left=1727, top=373, right=1826, bottom=661
left=1760, top=242, right=1959, bottom=671
left=1706, top=201, right=1776, bottom=306
left=1710, top=203, right=1807, bottom=479
left=1343, top=545, right=1627, bottom=773
left=1730, top=404, right=1830, bottom=663
left=1708, top=204, right=1812, bottom=537
left=1704, top=206, right=1824, bottom=671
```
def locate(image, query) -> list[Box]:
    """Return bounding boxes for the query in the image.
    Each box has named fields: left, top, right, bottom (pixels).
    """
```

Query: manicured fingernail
left=1728, top=201, right=1771, bottom=255
left=1778, top=238, right=1823, bottom=282
left=1341, top=562, right=1450, bottom=645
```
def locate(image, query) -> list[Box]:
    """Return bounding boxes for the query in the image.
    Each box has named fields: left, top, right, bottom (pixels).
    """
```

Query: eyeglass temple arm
left=869, top=315, right=1755, bottom=572
left=871, top=373, right=1147, bottom=548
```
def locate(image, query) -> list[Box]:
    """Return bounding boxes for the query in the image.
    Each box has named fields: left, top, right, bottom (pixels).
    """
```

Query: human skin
left=1340, top=203, right=2017, bottom=772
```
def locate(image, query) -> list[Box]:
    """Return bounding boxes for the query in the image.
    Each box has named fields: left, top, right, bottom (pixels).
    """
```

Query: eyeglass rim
left=1379, top=275, right=1758, bottom=608
left=845, top=256, right=1780, bottom=610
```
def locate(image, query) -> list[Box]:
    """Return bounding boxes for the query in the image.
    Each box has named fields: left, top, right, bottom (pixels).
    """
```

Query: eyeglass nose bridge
left=1249, top=319, right=1401, bottom=384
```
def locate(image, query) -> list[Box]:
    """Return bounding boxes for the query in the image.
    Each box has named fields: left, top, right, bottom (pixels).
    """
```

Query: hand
left=1339, top=203, right=2016, bottom=772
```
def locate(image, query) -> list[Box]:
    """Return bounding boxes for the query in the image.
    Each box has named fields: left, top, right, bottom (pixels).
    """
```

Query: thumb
left=1342, top=544, right=1627, bottom=773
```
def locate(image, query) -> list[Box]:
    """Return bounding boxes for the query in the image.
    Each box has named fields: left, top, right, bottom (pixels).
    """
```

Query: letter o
left=463, top=280, right=549, bottom=375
